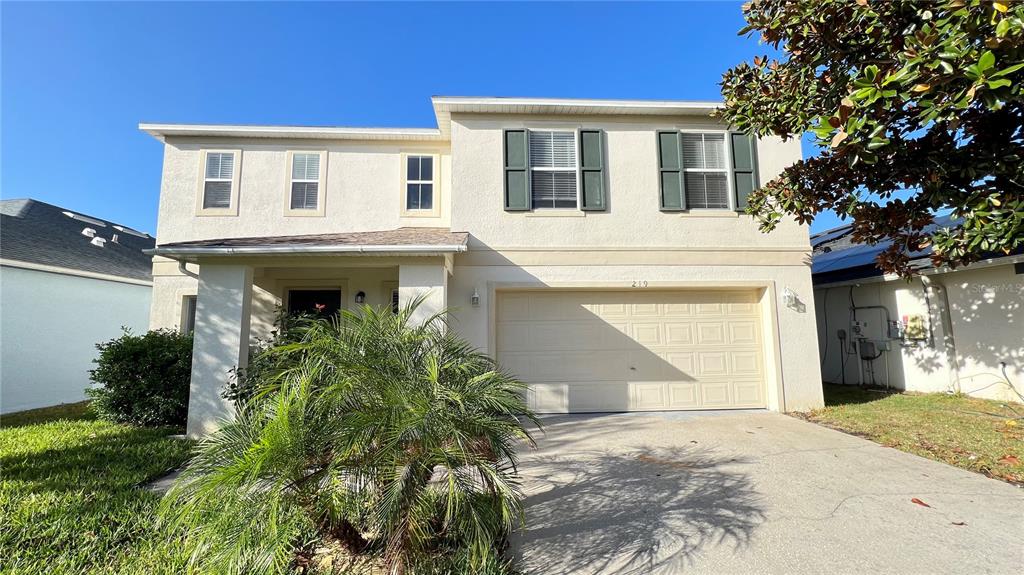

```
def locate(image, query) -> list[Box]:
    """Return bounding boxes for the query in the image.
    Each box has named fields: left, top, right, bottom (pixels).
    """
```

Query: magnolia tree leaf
left=719, top=0, right=1024, bottom=277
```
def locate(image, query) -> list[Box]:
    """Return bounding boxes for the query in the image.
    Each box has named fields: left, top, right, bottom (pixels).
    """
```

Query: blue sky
left=2, top=1, right=838, bottom=234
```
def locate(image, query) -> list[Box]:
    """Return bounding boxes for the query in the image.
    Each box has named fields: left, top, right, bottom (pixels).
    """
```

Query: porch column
left=186, top=263, right=253, bottom=437
left=398, top=262, right=448, bottom=326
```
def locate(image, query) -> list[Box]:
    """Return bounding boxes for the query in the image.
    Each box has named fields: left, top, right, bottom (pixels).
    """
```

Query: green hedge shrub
left=88, top=329, right=193, bottom=427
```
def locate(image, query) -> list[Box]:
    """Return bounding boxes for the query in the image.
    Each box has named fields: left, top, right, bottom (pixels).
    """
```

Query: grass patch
left=0, top=404, right=194, bottom=574
left=805, top=384, right=1024, bottom=484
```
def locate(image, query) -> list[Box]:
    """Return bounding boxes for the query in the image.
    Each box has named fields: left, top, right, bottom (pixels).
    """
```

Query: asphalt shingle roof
left=808, top=214, right=1021, bottom=284
left=155, top=228, right=468, bottom=250
left=1, top=199, right=155, bottom=282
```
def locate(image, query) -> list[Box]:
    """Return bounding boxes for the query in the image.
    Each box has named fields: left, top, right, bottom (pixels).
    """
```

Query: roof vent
left=111, top=233, right=119, bottom=244
left=90, top=236, right=107, bottom=248
left=81, top=227, right=97, bottom=238
left=63, top=211, right=107, bottom=227
left=113, top=224, right=150, bottom=238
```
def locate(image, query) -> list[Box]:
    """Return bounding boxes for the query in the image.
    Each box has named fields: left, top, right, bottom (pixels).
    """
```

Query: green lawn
left=805, top=384, right=1024, bottom=484
left=0, top=403, right=194, bottom=574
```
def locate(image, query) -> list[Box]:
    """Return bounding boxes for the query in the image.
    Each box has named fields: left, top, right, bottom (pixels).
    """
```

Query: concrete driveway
left=513, top=411, right=1024, bottom=575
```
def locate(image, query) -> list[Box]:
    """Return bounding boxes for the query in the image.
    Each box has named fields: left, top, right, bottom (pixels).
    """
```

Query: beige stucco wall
left=814, top=260, right=1023, bottom=402
left=448, top=113, right=807, bottom=250
left=154, top=138, right=451, bottom=245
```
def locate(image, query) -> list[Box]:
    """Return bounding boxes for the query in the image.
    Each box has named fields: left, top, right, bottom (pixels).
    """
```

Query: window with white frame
left=406, top=156, right=434, bottom=210
left=290, top=152, right=321, bottom=210
left=181, top=295, right=197, bottom=335
left=529, top=130, right=577, bottom=209
left=203, top=152, right=235, bottom=209
left=681, top=133, right=729, bottom=209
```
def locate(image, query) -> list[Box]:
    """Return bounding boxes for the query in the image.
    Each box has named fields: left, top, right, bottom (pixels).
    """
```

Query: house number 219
left=632, top=280, right=649, bottom=288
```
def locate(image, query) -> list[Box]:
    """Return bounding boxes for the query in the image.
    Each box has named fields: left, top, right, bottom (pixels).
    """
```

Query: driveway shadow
left=513, top=441, right=765, bottom=574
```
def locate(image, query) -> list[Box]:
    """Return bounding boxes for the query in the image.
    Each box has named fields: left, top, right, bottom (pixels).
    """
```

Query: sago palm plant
left=160, top=301, right=538, bottom=575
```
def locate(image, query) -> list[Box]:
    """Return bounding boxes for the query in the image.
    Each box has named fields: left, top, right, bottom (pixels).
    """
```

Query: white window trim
left=284, top=150, right=327, bottom=217
left=180, top=295, right=197, bottom=335
left=527, top=127, right=582, bottom=211
left=676, top=128, right=736, bottom=212
left=195, top=149, right=241, bottom=216
left=400, top=152, right=441, bottom=218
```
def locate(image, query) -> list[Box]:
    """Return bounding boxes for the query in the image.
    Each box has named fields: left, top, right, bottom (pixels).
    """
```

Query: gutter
left=0, top=258, right=153, bottom=287
left=145, top=243, right=468, bottom=257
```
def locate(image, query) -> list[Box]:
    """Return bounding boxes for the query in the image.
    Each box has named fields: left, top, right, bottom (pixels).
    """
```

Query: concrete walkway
left=513, top=411, right=1024, bottom=575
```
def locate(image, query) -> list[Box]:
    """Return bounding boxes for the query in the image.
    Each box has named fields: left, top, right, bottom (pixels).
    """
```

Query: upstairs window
left=681, top=133, right=729, bottom=209
left=197, top=150, right=240, bottom=215
left=203, top=152, right=234, bottom=209
left=285, top=151, right=326, bottom=216
left=406, top=156, right=434, bottom=210
left=290, top=153, right=321, bottom=210
left=529, top=130, right=577, bottom=209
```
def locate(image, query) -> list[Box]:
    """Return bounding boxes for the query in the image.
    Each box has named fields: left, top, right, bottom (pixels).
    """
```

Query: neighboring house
left=0, top=199, right=154, bottom=413
left=812, top=217, right=1024, bottom=402
left=141, top=96, right=823, bottom=436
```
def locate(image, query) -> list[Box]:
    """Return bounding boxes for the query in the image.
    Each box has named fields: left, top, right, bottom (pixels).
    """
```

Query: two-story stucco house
left=142, top=96, right=823, bottom=436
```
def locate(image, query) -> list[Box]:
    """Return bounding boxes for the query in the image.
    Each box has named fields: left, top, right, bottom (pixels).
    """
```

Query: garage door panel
left=700, top=382, right=733, bottom=407
left=631, top=322, right=664, bottom=346
left=734, top=380, right=765, bottom=406
left=497, top=290, right=766, bottom=412
left=668, top=383, right=700, bottom=408
left=527, top=384, right=568, bottom=413
left=696, top=322, right=726, bottom=344
left=664, top=322, right=694, bottom=345
left=728, top=322, right=759, bottom=344
left=731, top=351, right=762, bottom=375
left=632, top=383, right=666, bottom=410
left=569, top=382, right=630, bottom=412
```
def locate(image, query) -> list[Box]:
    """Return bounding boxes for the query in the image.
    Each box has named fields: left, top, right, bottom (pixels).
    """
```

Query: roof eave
left=146, top=243, right=468, bottom=259
left=138, top=123, right=445, bottom=142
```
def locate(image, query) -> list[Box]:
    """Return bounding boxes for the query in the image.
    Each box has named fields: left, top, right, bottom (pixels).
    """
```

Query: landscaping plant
left=720, top=0, right=1024, bottom=276
left=160, top=302, right=538, bottom=575
left=88, top=328, right=193, bottom=427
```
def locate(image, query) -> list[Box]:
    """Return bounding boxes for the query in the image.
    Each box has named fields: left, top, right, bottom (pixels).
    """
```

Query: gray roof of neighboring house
left=0, top=199, right=155, bottom=282
left=810, top=214, right=1021, bottom=285
left=150, top=228, right=469, bottom=259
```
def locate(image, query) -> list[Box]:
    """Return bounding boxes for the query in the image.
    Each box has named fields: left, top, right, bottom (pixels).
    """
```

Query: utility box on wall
left=903, top=314, right=927, bottom=341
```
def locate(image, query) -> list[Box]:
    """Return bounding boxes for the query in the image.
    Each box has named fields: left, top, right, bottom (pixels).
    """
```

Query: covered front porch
left=149, top=228, right=467, bottom=436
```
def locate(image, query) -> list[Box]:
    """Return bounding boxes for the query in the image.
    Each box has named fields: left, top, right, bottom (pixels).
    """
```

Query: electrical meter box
left=902, top=314, right=927, bottom=340
left=851, top=320, right=867, bottom=336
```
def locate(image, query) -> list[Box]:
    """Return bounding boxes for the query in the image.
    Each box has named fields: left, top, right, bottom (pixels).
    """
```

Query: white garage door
left=497, top=290, right=767, bottom=412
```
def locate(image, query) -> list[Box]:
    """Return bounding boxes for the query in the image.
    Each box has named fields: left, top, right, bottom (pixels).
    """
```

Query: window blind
left=529, top=131, right=576, bottom=168
left=531, top=171, right=578, bottom=209
left=291, top=182, right=319, bottom=210
left=203, top=182, right=231, bottom=208
left=292, top=153, right=320, bottom=181
left=205, top=153, right=234, bottom=179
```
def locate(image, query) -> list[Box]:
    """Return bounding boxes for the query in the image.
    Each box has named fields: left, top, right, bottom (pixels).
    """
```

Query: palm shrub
left=160, top=302, right=538, bottom=574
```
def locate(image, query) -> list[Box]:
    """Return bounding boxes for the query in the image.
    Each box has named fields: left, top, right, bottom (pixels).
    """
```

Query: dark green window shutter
left=731, top=132, right=759, bottom=211
left=579, top=129, right=606, bottom=211
left=658, top=131, right=685, bottom=211
left=504, top=129, right=530, bottom=211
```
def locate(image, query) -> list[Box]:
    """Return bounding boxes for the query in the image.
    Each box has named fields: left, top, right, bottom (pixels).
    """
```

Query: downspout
left=178, top=260, right=199, bottom=279
left=921, top=275, right=961, bottom=394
